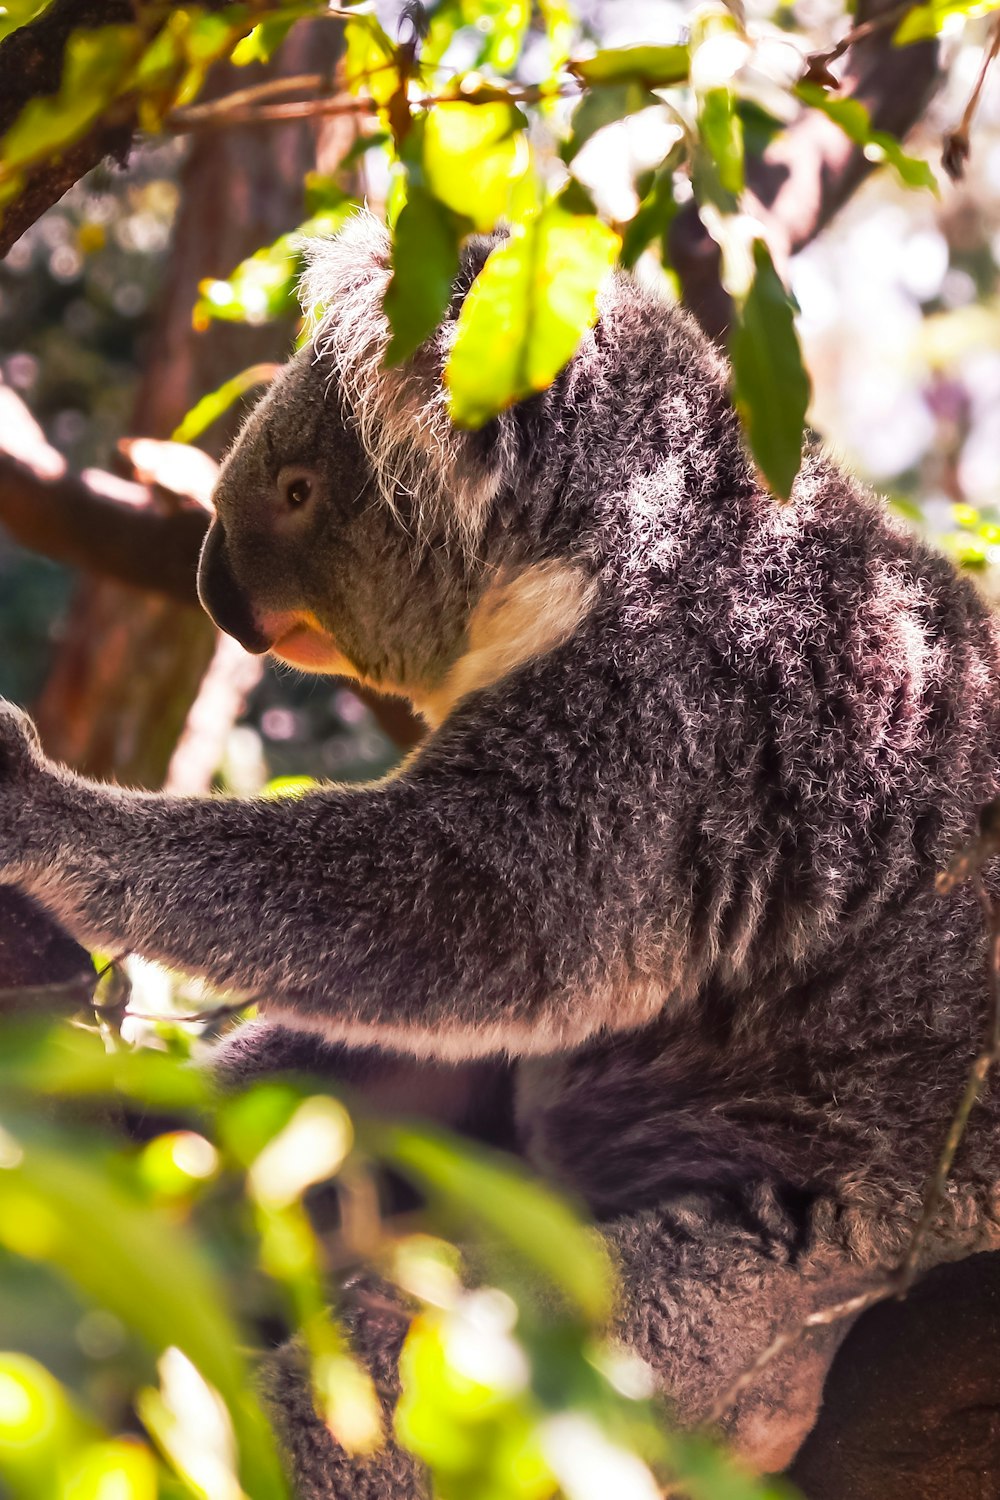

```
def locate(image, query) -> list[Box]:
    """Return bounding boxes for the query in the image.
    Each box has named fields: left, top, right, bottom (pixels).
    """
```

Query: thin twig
left=802, top=1, right=921, bottom=83
left=165, top=77, right=574, bottom=134
left=942, top=10, right=1000, bottom=180
left=710, top=827, right=1000, bottom=1424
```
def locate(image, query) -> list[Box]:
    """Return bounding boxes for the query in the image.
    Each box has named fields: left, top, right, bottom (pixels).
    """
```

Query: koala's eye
left=277, top=467, right=315, bottom=512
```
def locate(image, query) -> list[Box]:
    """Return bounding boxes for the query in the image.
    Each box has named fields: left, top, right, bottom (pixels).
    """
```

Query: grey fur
left=3, top=211, right=1000, bottom=1491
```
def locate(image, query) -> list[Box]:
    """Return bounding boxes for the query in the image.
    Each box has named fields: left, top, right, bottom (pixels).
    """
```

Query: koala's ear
left=297, top=210, right=516, bottom=555
left=298, top=209, right=391, bottom=337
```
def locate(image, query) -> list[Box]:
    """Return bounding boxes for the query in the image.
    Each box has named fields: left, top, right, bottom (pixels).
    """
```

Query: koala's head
left=198, top=213, right=521, bottom=709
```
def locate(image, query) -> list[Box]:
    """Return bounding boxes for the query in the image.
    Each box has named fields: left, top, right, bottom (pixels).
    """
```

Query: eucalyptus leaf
left=372, top=1123, right=614, bottom=1322
left=0, top=1123, right=288, bottom=1497
left=730, top=240, right=810, bottom=501
left=385, top=185, right=460, bottom=364
left=571, top=44, right=689, bottom=88
left=445, top=202, right=620, bottom=427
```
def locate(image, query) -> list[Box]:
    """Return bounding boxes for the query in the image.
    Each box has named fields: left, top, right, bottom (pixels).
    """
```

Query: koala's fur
left=3, top=211, right=1000, bottom=1493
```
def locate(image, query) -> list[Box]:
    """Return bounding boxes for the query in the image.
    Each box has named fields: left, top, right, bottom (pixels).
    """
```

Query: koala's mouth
left=271, top=620, right=356, bottom=677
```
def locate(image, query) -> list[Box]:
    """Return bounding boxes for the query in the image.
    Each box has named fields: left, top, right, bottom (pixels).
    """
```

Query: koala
left=3, top=210, right=1000, bottom=1495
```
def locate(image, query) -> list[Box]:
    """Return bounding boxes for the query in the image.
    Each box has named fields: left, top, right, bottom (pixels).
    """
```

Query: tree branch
left=671, top=1, right=941, bottom=342
left=0, top=0, right=233, bottom=256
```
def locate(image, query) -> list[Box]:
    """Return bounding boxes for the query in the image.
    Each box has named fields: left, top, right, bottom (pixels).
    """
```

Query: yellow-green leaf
left=445, top=202, right=620, bottom=427
left=373, top=1123, right=614, bottom=1322
left=423, top=101, right=528, bottom=231
left=571, top=44, right=688, bottom=87
left=0, top=1127, right=288, bottom=1497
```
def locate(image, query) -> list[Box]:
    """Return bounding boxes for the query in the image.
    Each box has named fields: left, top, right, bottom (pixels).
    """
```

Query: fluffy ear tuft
left=297, top=209, right=516, bottom=558
left=298, top=208, right=391, bottom=330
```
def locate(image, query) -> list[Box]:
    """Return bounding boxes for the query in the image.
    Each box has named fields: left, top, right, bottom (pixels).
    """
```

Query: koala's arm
left=0, top=704, right=603, bottom=1058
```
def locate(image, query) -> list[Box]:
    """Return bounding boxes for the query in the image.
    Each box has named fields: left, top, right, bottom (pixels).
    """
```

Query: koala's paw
left=0, top=702, right=51, bottom=880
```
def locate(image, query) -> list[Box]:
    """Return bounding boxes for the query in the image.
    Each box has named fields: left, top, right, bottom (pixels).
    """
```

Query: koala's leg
left=263, top=1277, right=428, bottom=1500
left=606, top=1196, right=878, bottom=1475
left=260, top=1194, right=877, bottom=1498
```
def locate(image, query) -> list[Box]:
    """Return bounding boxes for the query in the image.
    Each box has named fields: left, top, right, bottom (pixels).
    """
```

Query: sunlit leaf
left=0, top=1018, right=211, bottom=1111
left=64, top=1437, right=159, bottom=1500
left=796, top=82, right=938, bottom=193
left=0, top=0, right=53, bottom=45
left=344, top=11, right=399, bottom=106
left=621, top=158, right=681, bottom=269
left=231, top=5, right=322, bottom=66
left=571, top=44, right=688, bottom=87
left=564, top=81, right=661, bottom=161
left=0, top=24, right=141, bottom=206
left=0, top=1124, right=288, bottom=1497
left=373, top=1124, right=614, bottom=1322
left=695, top=86, right=744, bottom=202
left=0, top=1352, right=95, bottom=1497
left=172, top=363, right=279, bottom=444
left=397, top=1305, right=553, bottom=1500
left=422, top=0, right=531, bottom=72
left=538, top=0, right=577, bottom=69
left=730, top=240, right=810, bottom=501
left=445, top=201, right=620, bottom=427
left=422, top=100, right=529, bottom=231
left=385, top=185, right=460, bottom=364
left=194, top=197, right=356, bottom=329
left=894, top=0, right=996, bottom=42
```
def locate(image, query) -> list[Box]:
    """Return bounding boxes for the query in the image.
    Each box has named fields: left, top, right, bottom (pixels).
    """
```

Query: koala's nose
left=197, top=521, right=272, bottom=654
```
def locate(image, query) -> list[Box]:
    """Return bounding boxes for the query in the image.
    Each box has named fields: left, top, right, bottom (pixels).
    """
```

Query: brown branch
left=710, top=821, right=1000, bottom=1425
left=670, top=0, right=941, bottom=343
left=0, top=386, right=211, bottom=603
left=0, top=0, right=216, bottom=255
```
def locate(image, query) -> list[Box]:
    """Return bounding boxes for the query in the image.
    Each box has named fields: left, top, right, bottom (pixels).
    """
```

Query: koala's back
left=420, top=441, right=1000, bottom=1248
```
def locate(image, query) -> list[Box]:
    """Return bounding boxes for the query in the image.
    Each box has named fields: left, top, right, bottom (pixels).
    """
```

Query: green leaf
left=231, top=5, right=320, bottom=66
left=796, top=82, right=937, bottom=193
left=422, top=0, right=531, bottom=72
left=895, top=0, right=996, bottom=42
left=0, top=0, right=53, bottom=45
left=0, top=23, right=141, bottom=201
left=0, top=1123, right=288, bottom=1497
left=571, top=44, right=689, bottom=87
left=621, top=158, right=681, bottom=269
left=445, top=201, right=620, bottom=427
left=385, top=186, right=460, bottom=364
left=344, top=11, right=399, bottom=106
left=422, top=100, right=529, bottom=231
left=696, top=86, right=744, bottom=202
left=172, top=363, right=278, bottom=443
left=195, top=196, right=356, bottom=329
left=730, top=240, right=810, bottom=501
left=372, top=1123, right=614, bottom=1322
left=564, top=80, right=661, bottom=161
left=0, top=1353, right=96, bottom=1497
left=0, top=1019, right=211, bottom=1112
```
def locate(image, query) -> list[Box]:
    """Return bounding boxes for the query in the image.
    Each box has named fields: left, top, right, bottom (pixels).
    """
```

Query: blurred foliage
left=0, top=1005, right=790, bottom=1499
